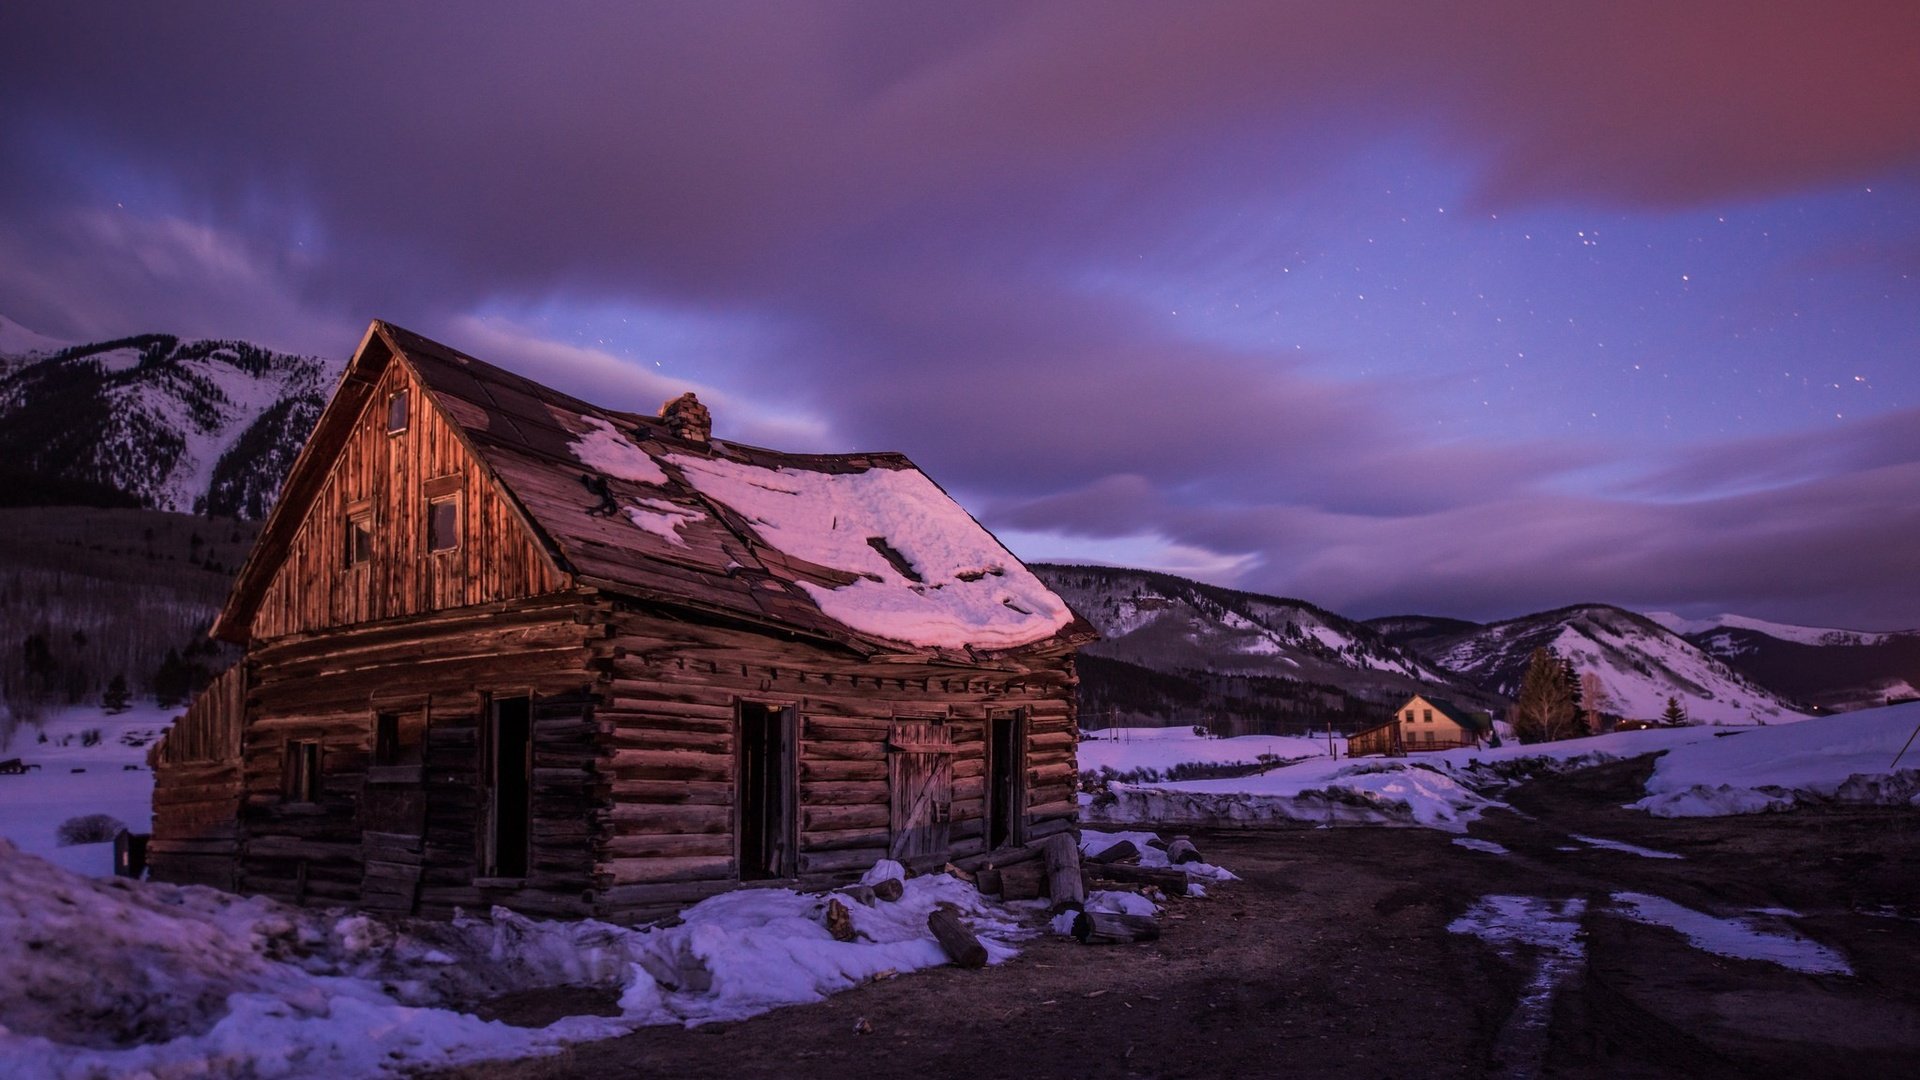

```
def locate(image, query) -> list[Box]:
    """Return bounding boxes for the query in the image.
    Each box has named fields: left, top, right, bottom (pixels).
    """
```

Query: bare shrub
left=56, top=813, right=127, bottom=847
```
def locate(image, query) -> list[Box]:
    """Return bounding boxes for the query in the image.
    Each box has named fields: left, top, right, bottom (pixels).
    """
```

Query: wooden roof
left=215, top=321, right=1094, bottom=660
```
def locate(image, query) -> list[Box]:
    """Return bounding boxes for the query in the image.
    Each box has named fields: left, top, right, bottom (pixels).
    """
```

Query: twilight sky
left=3, top=2, right=1917, bottom=629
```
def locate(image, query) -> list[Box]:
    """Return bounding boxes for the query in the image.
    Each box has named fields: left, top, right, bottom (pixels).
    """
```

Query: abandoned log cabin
left=146, top=319, right=1095, bottom=922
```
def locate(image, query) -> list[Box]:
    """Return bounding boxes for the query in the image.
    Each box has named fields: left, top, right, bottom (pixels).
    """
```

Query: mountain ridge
left=0, top=326, right=334, bottom=518
left=1373, top=602, right=1808, bottom=725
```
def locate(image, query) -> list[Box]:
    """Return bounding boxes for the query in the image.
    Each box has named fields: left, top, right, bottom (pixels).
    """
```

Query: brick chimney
left=659, top=392, right=712, bottom=443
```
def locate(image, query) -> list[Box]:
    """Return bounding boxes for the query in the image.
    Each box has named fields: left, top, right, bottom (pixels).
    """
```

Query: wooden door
left=888, top=718, right=954, bottom=861
left=359, top=700, right=428, bottom=912
left=737, top=702, right=798, bottom=881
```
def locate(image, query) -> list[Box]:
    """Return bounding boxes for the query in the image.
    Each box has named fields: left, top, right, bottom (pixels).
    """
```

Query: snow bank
left=0, top=844, right=1025, bottom=1078
left=1629, top=703, right=1920, bottom=817
left=1079, top=722, right=1817, bottom=833
left=1085, top=758, right=1502, bottom=833
left=669, top=455, right=1071, bottom=649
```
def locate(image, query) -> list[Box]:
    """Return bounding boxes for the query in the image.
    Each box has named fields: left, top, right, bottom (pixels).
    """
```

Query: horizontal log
left=607, top=803, right=729, bottom=832
left=799, top=826, right=890, bottom=852
left=602, top=833, right=733, bottom=859
left=607, top=855, right=737, bottom=885
left=798, top=847, right=888, bottom=875
left=798, top=780, right=889, bottom=804
left=608, top=780, right=734, bottom=805
left=802, top=804, right=889, bottom=832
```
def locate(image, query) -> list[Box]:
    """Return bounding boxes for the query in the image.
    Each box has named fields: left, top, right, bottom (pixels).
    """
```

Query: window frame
left=282, top=739, right=320, bottom=803
left=386, top=389, right=410, bottom=435
left=343, top=509, right=373, bottom=569
left=427, top=493, right=462, bottom=554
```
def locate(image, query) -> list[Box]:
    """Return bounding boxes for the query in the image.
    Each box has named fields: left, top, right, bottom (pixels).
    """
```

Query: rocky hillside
left=1646, top=612, right=1920, bottom=713
left=0, top=322, right=333, bottom=519
left=1033, top=564, right=1499, bottom=735
left=1374, top=604, right=1807, bottom=726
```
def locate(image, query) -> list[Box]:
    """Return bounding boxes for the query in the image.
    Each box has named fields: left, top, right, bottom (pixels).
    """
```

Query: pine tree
left=102, top=674, right=131, bottom=713
left=1661, top=696, right=1688, bottom=726
left=1513, top=647, right=1579, bottom=743
left=1562, top=658, right=1582, bottom=714
left=153, top=649, right=192, bottom=708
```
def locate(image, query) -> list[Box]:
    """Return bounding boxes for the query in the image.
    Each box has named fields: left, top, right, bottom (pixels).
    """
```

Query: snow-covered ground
left=1085, top=704, right=1920, bottom=832
left=1078, top=727, right=1337, bottom=779
left=0, top=848, right=1029, bottom=1079
left=1629, top=702, right=1920, bottom=817
left=0, top=704, right=169, bottom=876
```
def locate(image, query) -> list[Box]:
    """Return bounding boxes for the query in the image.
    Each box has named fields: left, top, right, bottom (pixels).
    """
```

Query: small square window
left=428, top=496, right=460, bottom=552
left=387, top=390, right=410, bottom=434
left=344, top=512, right=372, bottom=568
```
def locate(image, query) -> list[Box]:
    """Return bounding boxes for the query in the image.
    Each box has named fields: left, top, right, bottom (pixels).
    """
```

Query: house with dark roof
left=1346, top=694, right=1490, bottom=757
left=147, top=321, right=1094, bottom=922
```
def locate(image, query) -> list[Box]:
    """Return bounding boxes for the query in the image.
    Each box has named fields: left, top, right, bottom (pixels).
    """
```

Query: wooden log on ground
left=1085, top=863, right=1190, bottom=897
left=974, top=867, right=1003, bottom=897
left=871, top=877, right=904, bottom=903
left=1088, top=839, right=1139, bottom=865
left=999, top=860, right=1045, bottom=901
left=1072, top=911, right=1160, bottom=945
left=1042, top=832, right=1085, bottom=910
left=826, top=898, right=858, bottom=942
left=927, top=904, right=988, bottom=968
left=835, top=884, right=877, bottom=907
left=1166, top=837, right=1203, bottom=865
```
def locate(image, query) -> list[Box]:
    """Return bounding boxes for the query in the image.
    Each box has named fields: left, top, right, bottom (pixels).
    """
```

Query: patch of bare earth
left=436, top=757, right=1920, bottom=1079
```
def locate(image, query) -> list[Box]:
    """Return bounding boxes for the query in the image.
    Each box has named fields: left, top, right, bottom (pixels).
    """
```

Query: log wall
left=249, top=359, right=569, bottom=640
left=237, top=595, right=605, bottom=918
left=147, top=664, right=247, bottom=888
left=589, top=603, right=1081, bottom=923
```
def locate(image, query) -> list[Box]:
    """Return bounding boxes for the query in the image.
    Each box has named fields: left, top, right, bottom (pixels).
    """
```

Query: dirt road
left=440, top=759, right=1920, bottom=1079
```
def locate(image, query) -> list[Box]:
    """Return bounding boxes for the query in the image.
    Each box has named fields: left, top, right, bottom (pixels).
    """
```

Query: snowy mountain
left=1644, top=612, right=1920, bottom=713
left=0, top=315, right=70, bottom=364
left=1379, top=604, right=1808, bottom=726
left=1033, top=564, right=1498, bottom=734
left=0, top=324, right=334, bottom=518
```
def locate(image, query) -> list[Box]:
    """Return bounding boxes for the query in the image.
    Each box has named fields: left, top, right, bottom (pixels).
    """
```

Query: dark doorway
left=483, top=695, right=532, bottom=878
left=988, top=712, right=1026, bottom=850
left=737, top=702, right=796, bottom=881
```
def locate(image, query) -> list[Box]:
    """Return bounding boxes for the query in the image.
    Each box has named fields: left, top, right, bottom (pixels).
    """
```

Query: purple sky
left=3, top=3, right=1917, bottom=629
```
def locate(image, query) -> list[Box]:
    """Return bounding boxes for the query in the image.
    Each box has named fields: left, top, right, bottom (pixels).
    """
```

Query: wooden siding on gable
left=251, top=361, right=568, bottom=640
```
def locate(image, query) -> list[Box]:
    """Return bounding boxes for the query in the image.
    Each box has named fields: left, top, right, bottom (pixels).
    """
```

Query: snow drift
left=0, top=844, right=1025, bottom=1078
left=1629, top=702, right=1920, bottom=817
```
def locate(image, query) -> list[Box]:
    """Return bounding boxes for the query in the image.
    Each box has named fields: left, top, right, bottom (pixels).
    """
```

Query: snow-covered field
left=0, top=705, right=168, bottom=876
left=1085, top=703, right=1920, bottom=832
left=0, top=848, right=1031, bottom=1079
left=1078, top=727, right=1337, bottom=778
left=1630, top=703, right=1920, bottom=817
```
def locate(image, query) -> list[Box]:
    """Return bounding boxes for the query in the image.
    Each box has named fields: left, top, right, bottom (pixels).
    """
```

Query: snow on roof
left=668, top=453, right=1074, bottom=650
left=569, top=416, right=669, bottom=485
